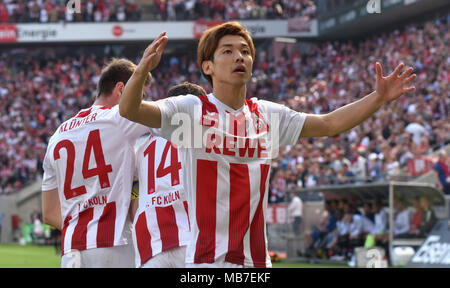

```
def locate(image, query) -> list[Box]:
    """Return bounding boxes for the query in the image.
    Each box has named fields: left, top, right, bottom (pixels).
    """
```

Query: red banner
left=193, top=20, right=225, bottom=39
left=407, top=156, right=434, bottom=177
left=267, top=204, right=288, bottom=224
left=0, top=25, right=17, bottom=42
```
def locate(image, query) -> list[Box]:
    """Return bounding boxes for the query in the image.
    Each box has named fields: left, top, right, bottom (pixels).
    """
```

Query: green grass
left=0, top=244, right=61, bottom=268
left=0, top=244, right=349, bottom=268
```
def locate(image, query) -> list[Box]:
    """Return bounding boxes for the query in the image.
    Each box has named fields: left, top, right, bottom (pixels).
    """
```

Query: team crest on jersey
left=251, top=111, right=269, bottom=134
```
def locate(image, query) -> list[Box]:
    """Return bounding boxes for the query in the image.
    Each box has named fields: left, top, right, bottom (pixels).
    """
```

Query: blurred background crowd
left=0, top=12, right=448, bottom=199
left=0, top=0, right=316, bottom=23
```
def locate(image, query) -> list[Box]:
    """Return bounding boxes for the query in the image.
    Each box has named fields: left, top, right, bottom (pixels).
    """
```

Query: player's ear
left=202, top=60, right=213, bottom=76
left=115, top=81, right=125, bottom=93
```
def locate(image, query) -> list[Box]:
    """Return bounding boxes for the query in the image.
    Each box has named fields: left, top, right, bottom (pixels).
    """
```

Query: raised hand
left=375, top=62, right=416, bottom=104
left=136, top=32, right=168, bottom=75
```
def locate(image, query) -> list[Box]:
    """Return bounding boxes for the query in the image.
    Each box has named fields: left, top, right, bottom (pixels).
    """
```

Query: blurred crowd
left=267, top=16, right=449, bottom=202
left=0, top=15, right=448, bottom=196
left=0, top=0, right=142, bottom=23
left=151, top=0, right=316, bottom=21
left=0, top=0, right=316, bottom=23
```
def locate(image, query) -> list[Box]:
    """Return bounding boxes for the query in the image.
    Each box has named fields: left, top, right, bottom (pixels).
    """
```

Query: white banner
left=2, top=19, right=318, bottom=43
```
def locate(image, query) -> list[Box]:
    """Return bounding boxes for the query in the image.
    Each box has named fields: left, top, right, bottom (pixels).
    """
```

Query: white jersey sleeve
left=155, top=95, right=200, bottom=142
left=42, top=145, right=58, bottom=191
left=257, top=99, right=307, bottom=147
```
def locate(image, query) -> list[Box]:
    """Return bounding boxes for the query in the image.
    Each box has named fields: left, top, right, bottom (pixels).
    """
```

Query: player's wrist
left=134, top=68, right=152, bottom=81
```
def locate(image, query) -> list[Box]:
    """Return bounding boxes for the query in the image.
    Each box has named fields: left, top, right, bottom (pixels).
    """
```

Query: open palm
left=375, top=62, right=416, bottom=104
left=136, top=32, right=168, bottom=74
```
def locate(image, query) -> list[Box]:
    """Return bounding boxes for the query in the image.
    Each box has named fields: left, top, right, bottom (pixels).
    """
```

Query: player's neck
left=212, top=84, right=246, bottom=111
left=93, top=95, right=117, bottom=107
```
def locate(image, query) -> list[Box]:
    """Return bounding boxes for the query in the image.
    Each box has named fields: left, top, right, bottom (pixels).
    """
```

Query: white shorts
left=61, top=244, right=135, bottom=268
left=140, top=246, right=186, bottom=268
left=186, top=254, right=244, bottom=268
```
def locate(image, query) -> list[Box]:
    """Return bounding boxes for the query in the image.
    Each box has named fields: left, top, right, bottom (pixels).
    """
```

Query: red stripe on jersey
left=198, top=95, right=219, bottom=127
left=225, top=163, right=250, bottom=265
left=75, top=108, right=92, bottom=118
left=61, top=215, right=72, bottom=255
left=183, top=201, right=190, bottom=229
left=250, top=164, right=270, bottom=267
left=194, top=159, right=217, bottom=264
left=155, top=206, right=180, bottom=252
left=135, top=212, right=152, bottom=266
left=96, top=202, right=116, bottom=248
left=71, top=207, right=94, bottom=251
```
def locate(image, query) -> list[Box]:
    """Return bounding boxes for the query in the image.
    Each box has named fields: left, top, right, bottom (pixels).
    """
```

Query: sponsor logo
left=112, top=25, right=124, bottom=37
left=0, top=25, right=18, bottom=42
left=411, top=236, right=450, bottom=265
left=193, top=20, right=224, bottom=39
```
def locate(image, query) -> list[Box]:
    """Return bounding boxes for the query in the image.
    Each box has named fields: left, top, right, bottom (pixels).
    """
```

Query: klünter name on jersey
left=59, top=113, right=98, bottom=133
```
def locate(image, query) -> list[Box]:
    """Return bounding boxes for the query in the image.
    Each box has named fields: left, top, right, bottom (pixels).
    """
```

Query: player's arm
left=300, top=63, right=416, bottom=138
left=129, top=199, right=139, bottom=223
left=42, top=188, right=62, bottom=230
left=129, top=180, right=139, bottom=221
left=119, top=32, right=168, bottom=128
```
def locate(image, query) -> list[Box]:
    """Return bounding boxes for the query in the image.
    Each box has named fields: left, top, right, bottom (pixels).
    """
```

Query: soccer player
left=119, top=22, right=416, bottom=267
left=130, top=82, right=206, bottom=268
left=42, top=58, right=152, bottom=268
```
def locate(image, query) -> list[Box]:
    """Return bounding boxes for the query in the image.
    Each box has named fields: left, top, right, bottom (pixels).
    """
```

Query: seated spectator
left=368, top=153, right=383, bottom=182
left=362, top=202, right=375, bottom=223
left=336, top=163, right=356, bottom=184
left=418, top=195, right=437, bottom=237
left=434, top=150, right=449, bottom=195
left=325, top=210, right=348, bottom=259
left=371, top=200, right=388, bottom=235
left=408, top=196, right=423, bottom=237
left=304, top=200, right=337, bottom=257
left=345, top=213, right=374, bottom=260
left=393, top=198, right=410, bottom=238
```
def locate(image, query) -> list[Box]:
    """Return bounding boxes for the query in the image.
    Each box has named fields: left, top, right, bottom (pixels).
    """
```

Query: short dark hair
left=167, top=81, right=206, bottom=97
left=97, top=58, right=151, bottom=98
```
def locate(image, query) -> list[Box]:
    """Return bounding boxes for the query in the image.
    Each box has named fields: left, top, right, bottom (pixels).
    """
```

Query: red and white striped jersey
left=156, top=93, right=306, bottom=267
left=42, top=105, right=149, bottom=256
left=132, top=135, right=190, bottom=267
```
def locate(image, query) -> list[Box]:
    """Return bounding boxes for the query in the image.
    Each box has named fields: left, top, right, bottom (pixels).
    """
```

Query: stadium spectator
left=408, top=196, right=423, bottom=237
left=434, top=150, right=449, bottom=195
left=32, top=213, right=43, bottom=242
left=304, top=200, right=337, bottom=257
left=287, top=191, right=303, bottom=236
left=418, top=195, right=437, bottom=237
left=336, top=163, right=356, bottom=184
left=362, top=202, right=374, bottom=223
left=371, top=200, right=388, bottom=236
left=393, top=198, right=410, bottom=238
left=346, top=212, right=374, bottom=253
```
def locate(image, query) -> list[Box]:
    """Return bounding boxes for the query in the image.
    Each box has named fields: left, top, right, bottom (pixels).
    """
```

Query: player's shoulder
left=159, top=94, right=202, bottom=105
left=246, top=97, right=286, bottom=112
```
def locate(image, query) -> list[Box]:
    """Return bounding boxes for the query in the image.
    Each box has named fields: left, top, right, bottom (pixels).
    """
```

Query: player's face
left=209, top=35, right=253, bottom=87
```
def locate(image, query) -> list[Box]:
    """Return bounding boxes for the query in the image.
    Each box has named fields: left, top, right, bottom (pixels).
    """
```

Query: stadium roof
left=291, top=181, right=446, bottom=206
